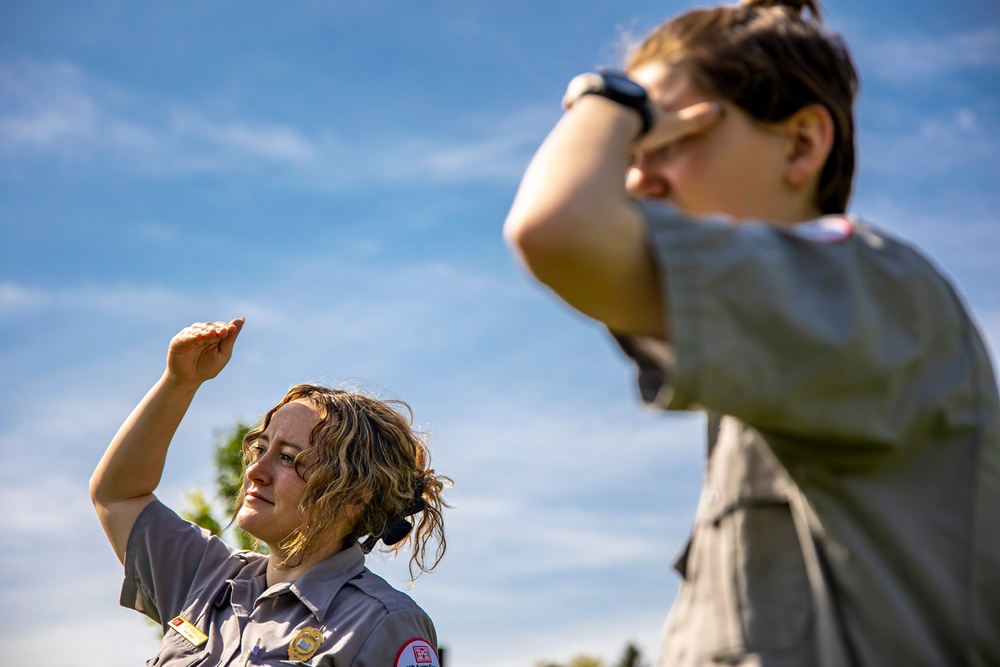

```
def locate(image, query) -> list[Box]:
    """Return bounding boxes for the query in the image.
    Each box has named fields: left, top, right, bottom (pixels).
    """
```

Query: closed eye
left=648, top=134, right=697, bottom=162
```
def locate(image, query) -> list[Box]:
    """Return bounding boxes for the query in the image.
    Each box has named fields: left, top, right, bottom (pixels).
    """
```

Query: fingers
left=169, top=318, right=245, bottom=358
left=217, top=318, right=245, bottom=357
left=677, top=101, right=724, bottom=124
left=181, top=318, right=243, bottom=340
left=163, top=317, right=245, bottom=388
left=636, top=101, right=723, bottom=153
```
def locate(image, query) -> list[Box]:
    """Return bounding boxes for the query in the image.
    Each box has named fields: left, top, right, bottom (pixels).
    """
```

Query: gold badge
left=168, top=615, right=208, bottom=647
left=288, top=626, right=324, bottom=661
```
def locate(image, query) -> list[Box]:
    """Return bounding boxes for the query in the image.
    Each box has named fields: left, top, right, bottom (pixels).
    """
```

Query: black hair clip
left=360, top=477, right=426, bottom=554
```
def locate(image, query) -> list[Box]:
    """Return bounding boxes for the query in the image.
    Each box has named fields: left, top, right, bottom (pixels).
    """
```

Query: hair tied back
left=740, top=0, right=822, bottom=21
left=360, top=476, right=428, bottom=554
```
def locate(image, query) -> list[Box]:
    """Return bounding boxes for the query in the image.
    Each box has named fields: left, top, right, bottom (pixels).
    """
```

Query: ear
left=782, top=104, right=834, bottom=189
left=341, top=494, right=370, bottom=521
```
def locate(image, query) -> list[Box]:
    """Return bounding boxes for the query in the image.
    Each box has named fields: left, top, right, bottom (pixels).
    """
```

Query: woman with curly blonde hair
left=91, top=318, right=450, bottom=666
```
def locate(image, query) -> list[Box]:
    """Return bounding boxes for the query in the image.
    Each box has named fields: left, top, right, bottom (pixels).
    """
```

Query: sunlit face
left=626, top=62, right=795, bottom=222
left=236, top=400, right=328, bottom=550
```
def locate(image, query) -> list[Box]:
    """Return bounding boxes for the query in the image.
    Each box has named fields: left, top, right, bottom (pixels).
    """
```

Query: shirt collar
left=254, top=543, right=366, bottom=621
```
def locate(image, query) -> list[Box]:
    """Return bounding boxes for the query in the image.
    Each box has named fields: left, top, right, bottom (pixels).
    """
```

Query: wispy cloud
left=858, top=105, right=999, bottom=179
left=0, top=59, right=325, bottom=173
left=0, top=280, right=217, bottom=325
left=0, top=58, right=548, bottom=189
left=858, top=27, right=1000, bottom=81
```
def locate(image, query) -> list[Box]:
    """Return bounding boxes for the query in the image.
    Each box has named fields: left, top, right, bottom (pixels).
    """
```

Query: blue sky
left=1, top=1, right=998, bottom=665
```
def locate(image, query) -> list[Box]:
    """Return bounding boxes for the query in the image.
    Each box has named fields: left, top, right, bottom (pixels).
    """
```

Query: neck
left=750, top=198, right=824, bottom=225
left=264, top=538, right=345, bottom=587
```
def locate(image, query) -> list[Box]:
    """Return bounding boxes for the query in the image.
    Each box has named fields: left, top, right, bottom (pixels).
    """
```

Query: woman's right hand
left=166, top=318, right=245, bottom=388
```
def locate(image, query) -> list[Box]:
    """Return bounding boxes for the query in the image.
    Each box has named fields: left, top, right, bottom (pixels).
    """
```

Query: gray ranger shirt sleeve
left=613, top=201, right=1000, bottom=667
left=120, top=499, right=245, bottom=628
left=624, top=200, right=981, bottom=467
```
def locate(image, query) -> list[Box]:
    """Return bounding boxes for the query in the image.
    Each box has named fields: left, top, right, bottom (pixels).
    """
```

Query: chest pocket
left=146, top=629, right=211, bottom=667
left=249, top=631, right=334, bottom=667
left=672, top=417, right=815, bottom=662
left=251, top=649, right=332, bottom=666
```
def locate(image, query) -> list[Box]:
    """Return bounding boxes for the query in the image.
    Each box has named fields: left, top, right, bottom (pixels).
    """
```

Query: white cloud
left=858, top=106, right=999, bottom=177
left=168, top=107, right=319, bottom=163
left=0, top=475, right=93, bottom=533
left=858, top=27, right=1000, bottom=81
left=0, top=57, right=548, bottom=189
left=0, top=280, right=205, bottom=320
left=0, top=282, right=51, bottom=311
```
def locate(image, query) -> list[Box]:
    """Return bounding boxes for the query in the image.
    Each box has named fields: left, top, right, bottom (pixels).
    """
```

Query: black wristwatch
left=564, top=69, right=655, bottom=138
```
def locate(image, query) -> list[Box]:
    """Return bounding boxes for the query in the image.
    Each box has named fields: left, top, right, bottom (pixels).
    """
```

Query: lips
left=245, top=490, right=274, bottom=505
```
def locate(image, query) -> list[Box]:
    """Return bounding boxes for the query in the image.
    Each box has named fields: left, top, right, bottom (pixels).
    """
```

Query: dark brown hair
left=628, top=0, right=859, bottom=214
left=236, top=384, right=451, bottom=580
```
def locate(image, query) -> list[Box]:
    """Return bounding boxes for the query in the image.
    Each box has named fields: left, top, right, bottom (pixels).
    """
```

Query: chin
left=235, top=509, right=259, bottom=536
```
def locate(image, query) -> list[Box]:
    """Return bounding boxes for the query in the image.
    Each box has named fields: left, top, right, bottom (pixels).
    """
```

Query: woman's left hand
left=635, top=101, right=723, bottom=155
left=166, top=318, right=245, bottom=388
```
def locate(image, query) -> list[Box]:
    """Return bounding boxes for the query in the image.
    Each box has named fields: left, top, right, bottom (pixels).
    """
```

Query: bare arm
left=503, top=93, right=718, bottom=337
left=90, top=318, right=244, bottom=564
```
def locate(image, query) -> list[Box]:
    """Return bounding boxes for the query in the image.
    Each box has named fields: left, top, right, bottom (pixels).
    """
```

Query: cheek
left=278, top=476, right=310, bottom=510
left=659, top=154, right=715, bottom=207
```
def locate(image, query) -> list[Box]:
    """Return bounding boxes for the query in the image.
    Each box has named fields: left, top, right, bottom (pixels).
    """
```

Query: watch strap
left=564, top=70, right=654, bottom=138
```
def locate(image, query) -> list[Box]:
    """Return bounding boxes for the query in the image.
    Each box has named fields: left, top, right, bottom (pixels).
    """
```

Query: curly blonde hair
left=233, top=384, right=450, bottom=580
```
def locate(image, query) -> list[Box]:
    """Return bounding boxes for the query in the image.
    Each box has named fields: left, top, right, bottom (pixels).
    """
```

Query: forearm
left=90, top=372, right=204, bottom=563
left=91, top=318, right=241, bottom=563
left=90, top=372, right=200, bottom=506
left=505, top=95, right=639, bottom=260
left=504, top=96, right=663, bottom=335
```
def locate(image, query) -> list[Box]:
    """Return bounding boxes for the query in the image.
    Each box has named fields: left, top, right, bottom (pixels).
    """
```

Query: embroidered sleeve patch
left=791, top=216, right=854, bottom=243
left=394, top=638, right=440, bottom=667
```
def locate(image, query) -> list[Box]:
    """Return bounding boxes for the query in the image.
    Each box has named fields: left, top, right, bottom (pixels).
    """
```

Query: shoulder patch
left=394, top=638, right=440, bottom=667
left=790, top=215, right=854, bottom=243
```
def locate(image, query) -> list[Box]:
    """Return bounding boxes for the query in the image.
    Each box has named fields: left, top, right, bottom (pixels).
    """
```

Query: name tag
left=168, top=615, right=208, bottom=647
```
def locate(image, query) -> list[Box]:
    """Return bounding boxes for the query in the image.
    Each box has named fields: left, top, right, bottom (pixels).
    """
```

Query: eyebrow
left=257, top=433, right=307, bottom=451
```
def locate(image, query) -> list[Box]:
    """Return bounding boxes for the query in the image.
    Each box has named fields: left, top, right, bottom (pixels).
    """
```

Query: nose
left=625, top=154, right=671, bottom=199
left=246, top=453, right=271, bottom=485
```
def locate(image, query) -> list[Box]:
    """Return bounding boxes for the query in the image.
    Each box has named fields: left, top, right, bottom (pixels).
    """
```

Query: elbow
left=503, top=201, right=584, bottom=277
left=89, top=464, right=118, bottom=509
left=89, top=472, right=105, bottom=508
left=503, top=209, right=542, bottom=267
left=503, top=200, right=548, bottom=252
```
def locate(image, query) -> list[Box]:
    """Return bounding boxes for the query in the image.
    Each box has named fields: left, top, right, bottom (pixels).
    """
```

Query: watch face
left=602, top=72, right=646, bottom=100
left=567, top=69, right=653, bottom=137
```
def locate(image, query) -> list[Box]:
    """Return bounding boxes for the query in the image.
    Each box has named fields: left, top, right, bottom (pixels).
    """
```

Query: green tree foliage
left=536, top=642, right=647, bottom=667
left=613, top=643, right=646, bottom=667
left=181, top=421, right=260, bottom=551
left=181, top=489, right=222, bottom=536
left=535, top=656, right=603, bottom=667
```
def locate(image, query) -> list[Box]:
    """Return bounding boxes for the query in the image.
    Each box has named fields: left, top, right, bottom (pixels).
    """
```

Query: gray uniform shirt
left=615, top=202, right=1000, bottom=667
left=121, top=501, right=440, bottom=667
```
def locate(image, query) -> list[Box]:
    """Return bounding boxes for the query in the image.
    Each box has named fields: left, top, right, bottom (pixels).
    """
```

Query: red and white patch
left=791, top=215, right=854, bottom=243
left=395, top=638, right=439, bottom=667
